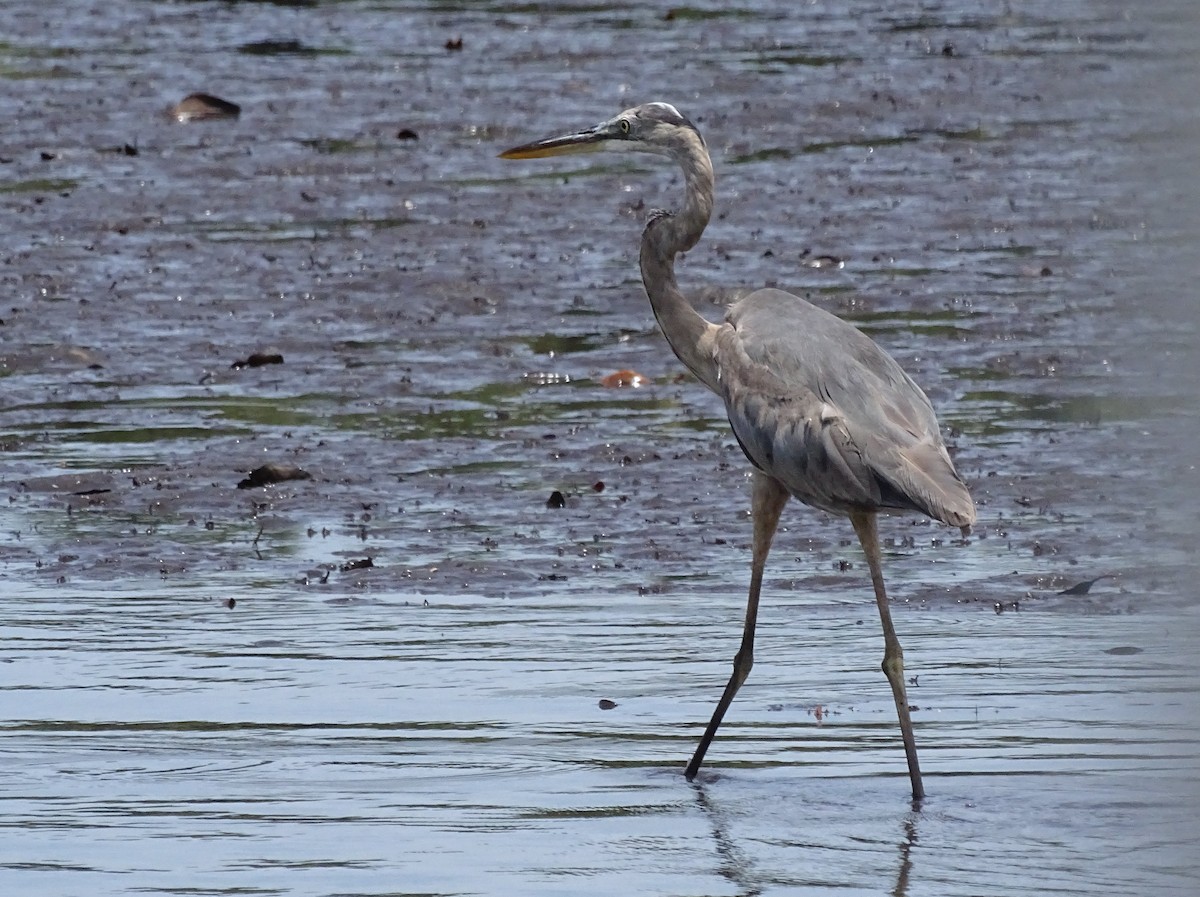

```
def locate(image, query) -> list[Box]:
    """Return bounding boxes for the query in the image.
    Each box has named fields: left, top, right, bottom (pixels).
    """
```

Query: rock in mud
left=231, top=351, right=284, bottom=369
left=237, top=463, right=312, bottom=489
left=171, top=93, right=241, bottom=123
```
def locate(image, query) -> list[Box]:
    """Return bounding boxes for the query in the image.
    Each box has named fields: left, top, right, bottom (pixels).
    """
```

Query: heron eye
left=619, top=119, right=631, bottom=135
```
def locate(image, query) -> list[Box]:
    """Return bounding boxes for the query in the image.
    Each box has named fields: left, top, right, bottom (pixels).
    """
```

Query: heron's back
left=713, top=289, right=975, bottom=529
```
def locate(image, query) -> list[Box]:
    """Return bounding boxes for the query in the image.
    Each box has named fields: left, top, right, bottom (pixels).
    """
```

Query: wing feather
left=713, top=289, right=974, bottom=528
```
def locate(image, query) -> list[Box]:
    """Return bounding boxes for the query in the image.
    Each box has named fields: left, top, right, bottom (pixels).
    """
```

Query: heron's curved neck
left=639, top=140, right=719, bottom=390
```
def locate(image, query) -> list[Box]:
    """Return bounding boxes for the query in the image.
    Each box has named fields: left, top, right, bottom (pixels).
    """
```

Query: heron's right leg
left=685, top=471, right=788, bottom=780
left=850, top=511, right=925, bottom=801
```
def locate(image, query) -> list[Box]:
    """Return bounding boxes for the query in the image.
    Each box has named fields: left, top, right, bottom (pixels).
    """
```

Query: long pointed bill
left=499, top=125, right=611, bottom=160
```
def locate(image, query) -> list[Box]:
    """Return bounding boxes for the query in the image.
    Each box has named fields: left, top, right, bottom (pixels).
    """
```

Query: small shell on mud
left=600, top=369, right=648, bottom=388
left=800, top=251, right=844, bottom=269
left=171, top=93, right=241, bottom=123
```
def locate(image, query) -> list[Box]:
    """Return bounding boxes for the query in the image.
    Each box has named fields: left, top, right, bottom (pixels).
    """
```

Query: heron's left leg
left=685, top=471, right=788, bottom=780
left=850, top=511, right=925, bottom=801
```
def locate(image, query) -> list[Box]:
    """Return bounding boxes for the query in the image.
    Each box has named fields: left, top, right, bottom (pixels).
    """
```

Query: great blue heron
left=500, top=102, right=975, bottom=800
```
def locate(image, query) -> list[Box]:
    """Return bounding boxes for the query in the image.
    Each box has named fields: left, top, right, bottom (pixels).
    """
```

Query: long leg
left=849, top=511, right=925, bottom=801
left=685, top=471, right=788, bottom=780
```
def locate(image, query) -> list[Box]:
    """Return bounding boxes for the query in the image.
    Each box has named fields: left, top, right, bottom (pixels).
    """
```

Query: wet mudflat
left=2, top=1, right=1199, bottom=895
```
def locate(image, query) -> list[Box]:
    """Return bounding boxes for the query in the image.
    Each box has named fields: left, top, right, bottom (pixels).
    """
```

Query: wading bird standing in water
left=501, top=103, right=974, bottom=800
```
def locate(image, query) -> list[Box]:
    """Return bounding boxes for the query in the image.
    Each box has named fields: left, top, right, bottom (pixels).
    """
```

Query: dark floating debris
left=172, top=93, right=241, bottom=123
left=546, top=490, right=566, bottom=509
left=239, top=39, right=315, bottom=56
left=231, top=351, right=284, bottom=369
left=592, top=481, right=605, bottom=493
left=396, top=128, right=419, bottom=141
left=237, top=463, right=312, bottom=489
left=1104, top=646, right=1143, bottom=656
left=339, top=557, right=374, bottom=573
left=1058, top=574, right=1115, bottom=596
left=598, top=699, right=618, bottom=710
left=600, top=369, right=648, bottom=388
left=226, top=597, right=236, bottom=609
left=444, top=36, right=463, bottom=51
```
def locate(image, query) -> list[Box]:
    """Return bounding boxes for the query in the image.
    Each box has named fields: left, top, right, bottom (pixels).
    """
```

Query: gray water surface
left=2, top=1, right=1199, bottom=895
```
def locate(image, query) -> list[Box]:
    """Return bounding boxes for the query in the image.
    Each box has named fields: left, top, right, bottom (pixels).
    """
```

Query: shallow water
left=2, top=1, right=1199, bottom=895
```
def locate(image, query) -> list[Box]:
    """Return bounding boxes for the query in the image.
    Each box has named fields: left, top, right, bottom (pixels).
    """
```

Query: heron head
left=499, top=102, right=704, bottom=161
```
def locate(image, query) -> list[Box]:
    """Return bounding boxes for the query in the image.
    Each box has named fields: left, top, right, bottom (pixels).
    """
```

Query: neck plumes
left=638, top=136, right=720, bottom=391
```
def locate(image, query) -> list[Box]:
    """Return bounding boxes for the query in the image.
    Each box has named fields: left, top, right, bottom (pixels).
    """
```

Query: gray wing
left=712, top=289, right=975, bottom=528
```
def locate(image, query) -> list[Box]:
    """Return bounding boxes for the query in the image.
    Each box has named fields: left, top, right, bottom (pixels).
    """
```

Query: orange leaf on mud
left=600, top=369, right=648, bottom=388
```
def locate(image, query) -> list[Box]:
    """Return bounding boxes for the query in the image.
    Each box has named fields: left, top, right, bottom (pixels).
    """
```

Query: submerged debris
left=1058, top=574, right=1115, bottom=596
left=239, top=39, right=313, bottom=56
